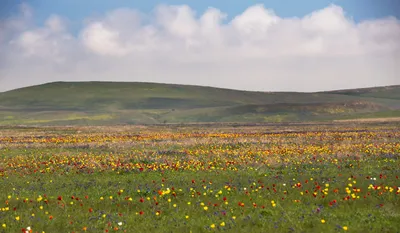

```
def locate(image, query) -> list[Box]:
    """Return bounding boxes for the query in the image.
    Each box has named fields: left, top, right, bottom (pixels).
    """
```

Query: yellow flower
left=232, top=216, right=236, bottom=220
left=204, top=206, right=208, bottom=211
left=210, top=224, right=215, bottom=229
left=15, top=216, right=20, bottom=221
left=185, top=215, right=189, bottom=219
left=321, top=219, right=326, bottom=224
left=343, top=226, right=348, bottom=231
left=2, top=223, right=6, bottom=228
left=220, top=222, right=225, bottom=227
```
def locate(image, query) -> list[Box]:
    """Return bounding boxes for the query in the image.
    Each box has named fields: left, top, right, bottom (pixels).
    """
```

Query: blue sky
left=3, top=0, right=400, bottom=23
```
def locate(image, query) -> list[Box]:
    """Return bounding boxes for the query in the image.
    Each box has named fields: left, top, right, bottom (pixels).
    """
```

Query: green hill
left=1, top=82, right=400, bottom=125
left=325, top=85, right=400, bottom=100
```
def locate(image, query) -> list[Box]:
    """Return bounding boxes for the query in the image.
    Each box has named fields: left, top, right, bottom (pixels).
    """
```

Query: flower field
left=0, top=123, right=399, bottom=233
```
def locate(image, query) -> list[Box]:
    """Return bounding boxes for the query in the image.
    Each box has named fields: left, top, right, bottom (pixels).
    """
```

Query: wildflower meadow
left=0, top=123, right=399, bottom=233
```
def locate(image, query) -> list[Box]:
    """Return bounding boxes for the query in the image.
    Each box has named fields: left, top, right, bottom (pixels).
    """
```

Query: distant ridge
left=1, top=81, right=399, bottom=125
left=3, top=81, right=400, bottom=94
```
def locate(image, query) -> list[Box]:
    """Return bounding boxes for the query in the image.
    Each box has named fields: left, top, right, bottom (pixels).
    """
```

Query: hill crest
left=1, top=81, right=399, bottom=125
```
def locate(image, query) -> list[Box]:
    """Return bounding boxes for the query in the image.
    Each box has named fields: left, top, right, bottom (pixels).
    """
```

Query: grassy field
left=0, top=122, right=399, bottom=232
left=1, top=82, right=400, bottom=125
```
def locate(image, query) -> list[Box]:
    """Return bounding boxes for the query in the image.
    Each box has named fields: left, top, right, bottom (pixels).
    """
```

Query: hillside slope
left=1, top=82, right=400, bottom=125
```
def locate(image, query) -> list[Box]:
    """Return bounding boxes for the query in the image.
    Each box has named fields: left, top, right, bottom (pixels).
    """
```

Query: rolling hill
left=1, top=82, right=400, bottom=125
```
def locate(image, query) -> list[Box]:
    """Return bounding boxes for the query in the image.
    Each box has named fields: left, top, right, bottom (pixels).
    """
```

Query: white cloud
left=81, top=22, right=128, bottom=56
left=231, top=5, right=279, bottom=36
left=301, top=4, right=351, bottom=33
left=156, top=5, right=199, bottom=39
left=0, top=3, right=399, bottom=92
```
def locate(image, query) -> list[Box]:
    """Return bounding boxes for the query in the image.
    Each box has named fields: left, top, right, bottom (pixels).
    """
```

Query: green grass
left=2, top=163, right=399, bottom=233
left=1, top=82, right=400, bottom=125
left=0, top=124, right=399, bottom=232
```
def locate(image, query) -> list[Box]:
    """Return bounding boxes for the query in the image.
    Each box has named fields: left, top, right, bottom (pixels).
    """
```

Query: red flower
left=57, top=196, right=62, bottom=201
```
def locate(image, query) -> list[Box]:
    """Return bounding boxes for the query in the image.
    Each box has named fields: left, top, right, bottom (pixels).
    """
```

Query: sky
left=0, top=0, right=399, bottom=92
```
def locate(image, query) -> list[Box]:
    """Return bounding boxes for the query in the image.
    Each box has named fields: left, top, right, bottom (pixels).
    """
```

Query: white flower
left=283, top=184, right=286, bottom=186
left=118, top=222, right=122, bottom=226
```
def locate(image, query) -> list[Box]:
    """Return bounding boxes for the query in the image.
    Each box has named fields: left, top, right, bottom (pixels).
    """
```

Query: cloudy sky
left=0, top=0, right=399, bottom=92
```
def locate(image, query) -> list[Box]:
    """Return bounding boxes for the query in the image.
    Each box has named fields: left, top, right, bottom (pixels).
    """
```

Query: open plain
left=0, top=122, right=399, bottom=232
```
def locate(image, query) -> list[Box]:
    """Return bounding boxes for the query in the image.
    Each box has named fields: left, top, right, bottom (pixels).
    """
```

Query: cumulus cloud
left=0, top=3, right=399, bottom=92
